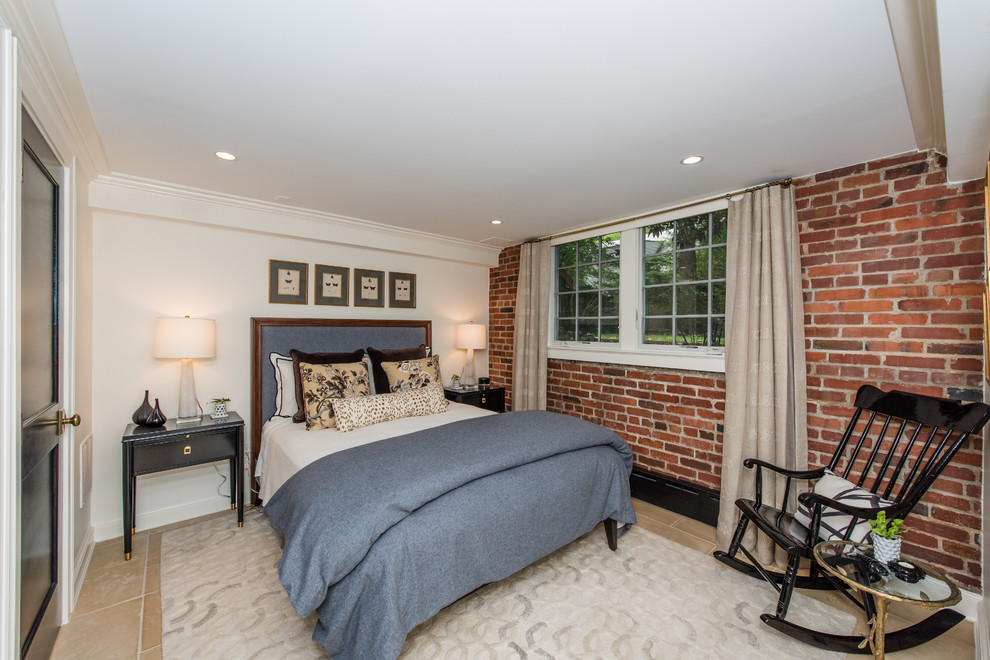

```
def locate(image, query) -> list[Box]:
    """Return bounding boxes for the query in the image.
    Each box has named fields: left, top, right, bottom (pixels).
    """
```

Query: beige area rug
left=161, top=509, right=855, bottom=659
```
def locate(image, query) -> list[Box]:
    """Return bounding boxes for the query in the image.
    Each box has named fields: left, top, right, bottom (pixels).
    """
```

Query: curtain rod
left=534, top=177, right=793, bottom=243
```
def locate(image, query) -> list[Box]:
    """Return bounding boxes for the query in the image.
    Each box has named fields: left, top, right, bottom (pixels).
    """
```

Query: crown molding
left=89, top=174, right=502, bottom=266
left=0, top=0, right=106, bottom=178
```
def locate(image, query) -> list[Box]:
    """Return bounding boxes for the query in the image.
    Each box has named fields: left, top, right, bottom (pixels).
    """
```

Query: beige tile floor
left=50, top=500, right=974, bottom=659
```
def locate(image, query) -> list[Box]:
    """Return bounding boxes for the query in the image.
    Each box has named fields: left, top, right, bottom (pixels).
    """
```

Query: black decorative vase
left=132, top=390, right=154, bottom=425
left=145, top=399, right=167, bottom=427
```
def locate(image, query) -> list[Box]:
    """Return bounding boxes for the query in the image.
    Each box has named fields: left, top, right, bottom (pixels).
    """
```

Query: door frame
left=0, top=22, right=22, bottom=660
left=0, top=19, right=79, bottom=658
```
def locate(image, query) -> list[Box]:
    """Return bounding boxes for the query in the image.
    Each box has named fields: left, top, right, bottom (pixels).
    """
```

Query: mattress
left=256, top=401, right=495, bottom=502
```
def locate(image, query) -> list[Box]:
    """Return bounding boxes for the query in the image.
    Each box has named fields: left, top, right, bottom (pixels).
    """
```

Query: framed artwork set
left=268, top=260, right=416, bottom=309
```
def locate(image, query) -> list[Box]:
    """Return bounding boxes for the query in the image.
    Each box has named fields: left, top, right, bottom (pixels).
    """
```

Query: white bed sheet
left=257, top=402, right=496, bottom=503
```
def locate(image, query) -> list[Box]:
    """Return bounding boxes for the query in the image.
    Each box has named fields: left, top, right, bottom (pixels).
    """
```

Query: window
left=642, top=209, right=727, bottom=347
left=555, top=232, right=620, bottom=342
left=550, top=200, right=727, bottom=372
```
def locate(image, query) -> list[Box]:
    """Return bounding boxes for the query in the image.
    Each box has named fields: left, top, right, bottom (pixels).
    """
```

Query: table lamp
left=455, top=322, right=487, bottom=386
left=153, top=316, right=216, bottom=422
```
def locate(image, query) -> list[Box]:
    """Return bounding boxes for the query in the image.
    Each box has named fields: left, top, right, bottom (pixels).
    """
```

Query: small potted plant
left=869, top=511, right=904, bottom=563
left=210, top=397, right=231, bottom=419
left=450, top=374, right=461, bottom=390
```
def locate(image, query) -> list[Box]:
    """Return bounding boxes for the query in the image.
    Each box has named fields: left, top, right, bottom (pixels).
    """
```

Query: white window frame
left=548, top=198, right=728, bottom=373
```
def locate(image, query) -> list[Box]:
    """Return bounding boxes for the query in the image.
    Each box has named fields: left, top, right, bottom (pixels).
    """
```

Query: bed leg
left=605, top=518, right=618, bottom=551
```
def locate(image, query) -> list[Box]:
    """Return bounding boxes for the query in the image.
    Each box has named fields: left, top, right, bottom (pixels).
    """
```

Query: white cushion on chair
left=793, top=470, right=892, bottom=543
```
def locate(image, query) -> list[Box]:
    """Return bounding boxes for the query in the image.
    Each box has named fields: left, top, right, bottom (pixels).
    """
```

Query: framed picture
left=388, top=272, right=417, bottom=308
left=269, top=259, right=308, bottom=304
left=354, top=268, right=384, bottom=308
left=315, top=265, right=349, bottom=306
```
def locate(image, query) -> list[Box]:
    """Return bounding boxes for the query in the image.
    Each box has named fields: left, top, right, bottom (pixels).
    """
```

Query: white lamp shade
left=455, top=323, right=487, bottom=350
left=152, top=317, right=217, bottom=359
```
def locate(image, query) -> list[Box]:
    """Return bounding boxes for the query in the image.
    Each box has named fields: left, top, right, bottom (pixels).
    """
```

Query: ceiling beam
left=885, top=0, right=946, bottom=154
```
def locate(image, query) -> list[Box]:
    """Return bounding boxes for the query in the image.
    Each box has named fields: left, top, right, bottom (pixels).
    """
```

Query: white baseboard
left=977, top=597, right=989, bottom=660
left=71, top=525, right=94, bottom=609
left=952, top=587, right=981, bottom=622
left=93, top=496, right=233, bottom=542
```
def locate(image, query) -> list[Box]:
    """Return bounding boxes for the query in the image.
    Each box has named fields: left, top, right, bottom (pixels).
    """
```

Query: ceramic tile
left=145, top=560, right=160, bottom=594
left=50, top=599, right=141, bottom=660
left=142, top=591, right=162, bottom=652
left=633, top=515, right=674, bottom=539
left=670, top=515, right=717, bottom=544
left=648, top=522, right=717, bottom=555
left=139, top=646, right=162, bottom=660
left=146, top=532, right=162, bottom=568
left=632, top=498, right=683, bottom=526
left=74, top=546, right=149, bottom=616
left=86, top=533, right=148, bottom=576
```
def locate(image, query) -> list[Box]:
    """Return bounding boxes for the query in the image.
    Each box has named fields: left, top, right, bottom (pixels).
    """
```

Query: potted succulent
left=210, top=396, right=231, bottom=419
left=869, top=511, right=904, bottom=563
left=450, top=374, right=461, bottom=390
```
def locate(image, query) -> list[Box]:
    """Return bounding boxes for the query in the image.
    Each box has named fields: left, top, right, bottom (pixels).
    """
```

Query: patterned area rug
left=161, top=509, right=855, bottom=659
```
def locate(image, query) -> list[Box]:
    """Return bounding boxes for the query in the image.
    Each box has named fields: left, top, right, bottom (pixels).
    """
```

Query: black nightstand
left=444, top=385, right=506, bottom=413
left=121, top=412, right=244, bottom=559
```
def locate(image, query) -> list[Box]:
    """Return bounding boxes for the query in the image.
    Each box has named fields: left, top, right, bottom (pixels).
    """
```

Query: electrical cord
left=212, top=463, right=230, bottom=498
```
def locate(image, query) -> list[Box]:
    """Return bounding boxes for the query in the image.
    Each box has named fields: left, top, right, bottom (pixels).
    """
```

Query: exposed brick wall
left=489, top=150, right=987, bottom=590
left=796, top=150, right=986, bottom=588
left=547, top=362, right=726, bottom=491
left=489, top=244, right=520, bottom=411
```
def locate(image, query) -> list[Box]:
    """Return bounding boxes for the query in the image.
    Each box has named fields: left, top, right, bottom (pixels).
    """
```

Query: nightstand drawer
left=443, top=386, right=506, bottom=413
left=475, top=390, right=504, bottom=412
left=132, top=431, right=236, bottom=473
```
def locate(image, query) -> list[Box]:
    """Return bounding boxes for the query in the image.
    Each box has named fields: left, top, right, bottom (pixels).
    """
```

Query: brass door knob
left=58, top=410, right=81, bottom=435
left=40, top=410, right=81, bottom=435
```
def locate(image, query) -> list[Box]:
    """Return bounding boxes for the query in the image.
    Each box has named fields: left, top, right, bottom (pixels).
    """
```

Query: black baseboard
left=630, top=468, right=719, bottom=527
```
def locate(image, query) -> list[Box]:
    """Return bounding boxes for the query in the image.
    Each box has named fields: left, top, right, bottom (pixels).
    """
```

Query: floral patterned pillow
left=299, top=361, right=371, bottom=430
left=381, top=355, right=441, bottom=392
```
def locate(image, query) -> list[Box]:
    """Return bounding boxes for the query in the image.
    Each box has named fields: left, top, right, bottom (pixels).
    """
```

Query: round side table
left=813, top=540, right=960, bottom=659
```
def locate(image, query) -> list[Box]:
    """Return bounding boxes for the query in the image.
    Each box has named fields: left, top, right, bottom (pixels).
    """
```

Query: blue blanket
left=265, top=410, right=637, bottom=659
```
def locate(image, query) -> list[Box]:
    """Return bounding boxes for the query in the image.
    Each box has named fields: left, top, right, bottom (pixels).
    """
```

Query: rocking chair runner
left=714, top=384, right=990, bottom=654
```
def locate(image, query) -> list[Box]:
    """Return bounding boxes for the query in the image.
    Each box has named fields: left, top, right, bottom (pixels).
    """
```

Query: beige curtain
left=512, top=241, right=552, bottom=410
left=716, top=185, right=808, bottom=565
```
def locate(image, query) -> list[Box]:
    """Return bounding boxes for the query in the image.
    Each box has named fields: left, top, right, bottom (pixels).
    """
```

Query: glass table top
left=814, top=541, right=959, bottom=607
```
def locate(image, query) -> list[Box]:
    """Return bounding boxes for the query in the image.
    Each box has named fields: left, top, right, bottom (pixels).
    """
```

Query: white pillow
left=793, top=470, right=891, bottom=543
left=269, top=352, right=298, bottom=418
left=332, top=384, right=448, bottom=433
left=362, top=355, right=375, bottom=395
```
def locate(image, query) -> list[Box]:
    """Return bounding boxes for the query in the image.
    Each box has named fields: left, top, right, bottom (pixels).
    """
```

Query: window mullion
left=618, top=227, right=639, bottom=350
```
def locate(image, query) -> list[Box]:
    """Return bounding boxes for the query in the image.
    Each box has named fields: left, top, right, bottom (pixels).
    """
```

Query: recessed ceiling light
left=490, top=219, right=503, bottom=225
left=215, top=151, right=237, bottom=161
left=680, top=155, right=703, bottom=165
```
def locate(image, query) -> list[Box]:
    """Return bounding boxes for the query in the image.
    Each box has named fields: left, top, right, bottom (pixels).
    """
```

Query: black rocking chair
left=713, top=384, right=990, bottom=654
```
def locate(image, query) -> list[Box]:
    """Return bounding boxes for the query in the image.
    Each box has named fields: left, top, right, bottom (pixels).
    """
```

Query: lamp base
left=177, top=358, right=202, bottom=422
left=461, top=348, right=476, bottom=386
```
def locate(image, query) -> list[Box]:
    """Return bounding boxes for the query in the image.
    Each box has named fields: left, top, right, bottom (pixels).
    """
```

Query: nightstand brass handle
left=481, top=396, right=487, bottom=403
left=183, top=446, right=192, bottom=455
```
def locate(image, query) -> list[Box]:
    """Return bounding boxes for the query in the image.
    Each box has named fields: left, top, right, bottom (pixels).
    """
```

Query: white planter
left=212, top=402, right=228, bottom=419
left=871, top=532, right=901, bottom=564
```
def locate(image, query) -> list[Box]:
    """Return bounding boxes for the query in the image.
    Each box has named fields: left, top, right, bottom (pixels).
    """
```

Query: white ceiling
left=49, top=1, right=990, bottom=246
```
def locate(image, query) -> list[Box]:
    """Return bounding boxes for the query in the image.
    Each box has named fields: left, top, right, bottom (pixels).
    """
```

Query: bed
left=250, top=317, right=637, bottom=660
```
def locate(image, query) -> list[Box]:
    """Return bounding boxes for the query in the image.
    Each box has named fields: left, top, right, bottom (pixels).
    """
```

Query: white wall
left=90, top=198, right=494, bottom=541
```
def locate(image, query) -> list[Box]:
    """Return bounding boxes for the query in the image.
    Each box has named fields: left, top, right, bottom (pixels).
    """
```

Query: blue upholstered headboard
left=250, top=317, right=432, bottom=502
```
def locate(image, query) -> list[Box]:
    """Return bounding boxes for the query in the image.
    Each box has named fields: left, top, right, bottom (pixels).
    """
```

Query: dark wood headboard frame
left=250, top=317, right=432, bottom=505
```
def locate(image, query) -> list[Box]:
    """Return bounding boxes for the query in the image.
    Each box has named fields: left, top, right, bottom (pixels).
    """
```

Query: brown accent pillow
left=290, top=348, right=365, bottom=422
left=366, top=345, right=427, bottom=395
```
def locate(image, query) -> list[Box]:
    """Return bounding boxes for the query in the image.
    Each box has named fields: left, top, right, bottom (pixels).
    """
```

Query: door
left=19, top=110, right=65, bottom=660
